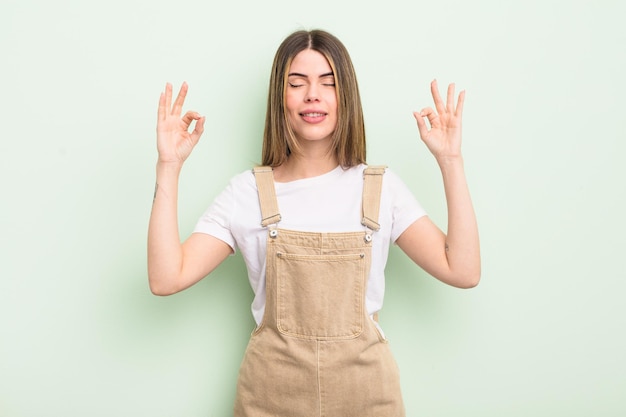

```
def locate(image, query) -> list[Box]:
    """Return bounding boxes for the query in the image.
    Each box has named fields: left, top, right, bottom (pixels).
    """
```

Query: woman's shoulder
left=361, top=164, right=404, bottom=184
left=224, top=168, right=257, bottom=189
left=210, top=169, right=259, bottom=205
left=336, top=163, right=406, bottom=187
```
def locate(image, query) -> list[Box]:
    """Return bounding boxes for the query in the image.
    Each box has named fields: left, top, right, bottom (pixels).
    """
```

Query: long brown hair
left=261, top=30, right=366, bottom=168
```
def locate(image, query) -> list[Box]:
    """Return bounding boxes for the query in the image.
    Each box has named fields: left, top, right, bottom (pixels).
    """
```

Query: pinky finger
left=157, top=92, right=166, bottom=121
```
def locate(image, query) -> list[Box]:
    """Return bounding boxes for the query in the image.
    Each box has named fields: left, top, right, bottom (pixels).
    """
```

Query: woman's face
left=285, top=49, right=338, bottom=148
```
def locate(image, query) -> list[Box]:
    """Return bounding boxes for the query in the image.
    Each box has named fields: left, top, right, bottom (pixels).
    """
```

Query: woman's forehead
left=288, top=49, right=332, bottom=75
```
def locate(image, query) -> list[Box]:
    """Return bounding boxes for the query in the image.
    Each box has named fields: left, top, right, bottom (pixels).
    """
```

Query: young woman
left=148, top=29, right=480, bottom=417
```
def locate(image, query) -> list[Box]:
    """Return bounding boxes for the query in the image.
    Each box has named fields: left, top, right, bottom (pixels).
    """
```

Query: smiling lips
left=300, top=111, right=327, bottom=123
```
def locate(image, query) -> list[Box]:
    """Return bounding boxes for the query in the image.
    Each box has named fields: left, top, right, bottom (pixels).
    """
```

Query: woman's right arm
left=147, top=83, right=232, bottom=296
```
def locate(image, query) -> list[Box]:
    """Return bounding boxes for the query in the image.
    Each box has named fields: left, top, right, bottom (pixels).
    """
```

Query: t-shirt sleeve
left=386, top=169, right=428, bottom=243
left=193, top=181, right=237, bottom=253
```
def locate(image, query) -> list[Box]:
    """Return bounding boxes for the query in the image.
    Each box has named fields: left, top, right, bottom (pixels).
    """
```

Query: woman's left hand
left=401, top=80, right=480, bottom=289
left=413, top=80, right=465, bottom=163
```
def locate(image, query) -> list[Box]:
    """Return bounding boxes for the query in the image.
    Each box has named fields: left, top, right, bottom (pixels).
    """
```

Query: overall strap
left=253, top=166, right=281, bottom=227
left=361, top=165, right=387, bottom=232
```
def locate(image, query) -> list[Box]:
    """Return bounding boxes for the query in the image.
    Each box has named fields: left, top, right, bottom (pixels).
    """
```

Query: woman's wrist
left=436, top=154, right=464, bottom=171
left=156, top=159, right=184, bottom=176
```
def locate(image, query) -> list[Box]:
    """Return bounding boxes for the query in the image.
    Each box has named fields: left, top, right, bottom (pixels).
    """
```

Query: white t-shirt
left=193, top=164, right=426, bottom=326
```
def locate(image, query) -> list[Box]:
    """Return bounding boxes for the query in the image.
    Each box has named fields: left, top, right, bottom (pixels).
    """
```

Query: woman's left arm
left=396, top=80, right=481, bottom=288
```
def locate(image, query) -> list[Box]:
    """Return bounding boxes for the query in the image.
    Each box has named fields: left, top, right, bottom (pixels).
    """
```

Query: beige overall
left=233, top=166, right=405, bottom=417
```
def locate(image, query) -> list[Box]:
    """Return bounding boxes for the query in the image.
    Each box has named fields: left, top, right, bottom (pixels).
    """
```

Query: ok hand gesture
left=156, top=82, right=205, bottom=166
left=414, top=80, right=465, bottom=163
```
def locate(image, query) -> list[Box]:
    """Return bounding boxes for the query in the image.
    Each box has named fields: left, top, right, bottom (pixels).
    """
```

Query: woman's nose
left=305, top=86, right=319, bottom=102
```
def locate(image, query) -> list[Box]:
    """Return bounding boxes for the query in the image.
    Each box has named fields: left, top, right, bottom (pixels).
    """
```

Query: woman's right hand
left=156, top=82, right=205, bottom=165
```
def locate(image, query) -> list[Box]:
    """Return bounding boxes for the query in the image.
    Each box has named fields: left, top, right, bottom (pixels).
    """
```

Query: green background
left=1, top=0, right=624, bottom=415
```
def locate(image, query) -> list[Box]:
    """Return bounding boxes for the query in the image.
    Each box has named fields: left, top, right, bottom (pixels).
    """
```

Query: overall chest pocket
left=275, top=251, right=367, bottom=340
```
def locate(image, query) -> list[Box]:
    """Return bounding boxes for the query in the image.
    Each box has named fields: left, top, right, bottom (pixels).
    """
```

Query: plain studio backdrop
left=1, top=0, right=624, bottom=415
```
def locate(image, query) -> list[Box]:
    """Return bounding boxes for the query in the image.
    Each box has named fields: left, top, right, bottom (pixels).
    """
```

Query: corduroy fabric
left=234, top=166, right=404, bottom=417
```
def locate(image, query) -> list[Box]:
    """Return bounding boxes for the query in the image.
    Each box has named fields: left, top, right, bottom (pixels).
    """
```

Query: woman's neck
left=273, top=152, right=339, bottom=182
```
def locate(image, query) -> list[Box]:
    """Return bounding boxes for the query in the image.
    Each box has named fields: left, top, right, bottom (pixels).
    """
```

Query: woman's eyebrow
left=288, top=72, right=334, bottom=78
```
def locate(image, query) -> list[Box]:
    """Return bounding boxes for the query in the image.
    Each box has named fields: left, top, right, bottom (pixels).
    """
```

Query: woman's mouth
left=300, top=112, right=327, bottom=123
